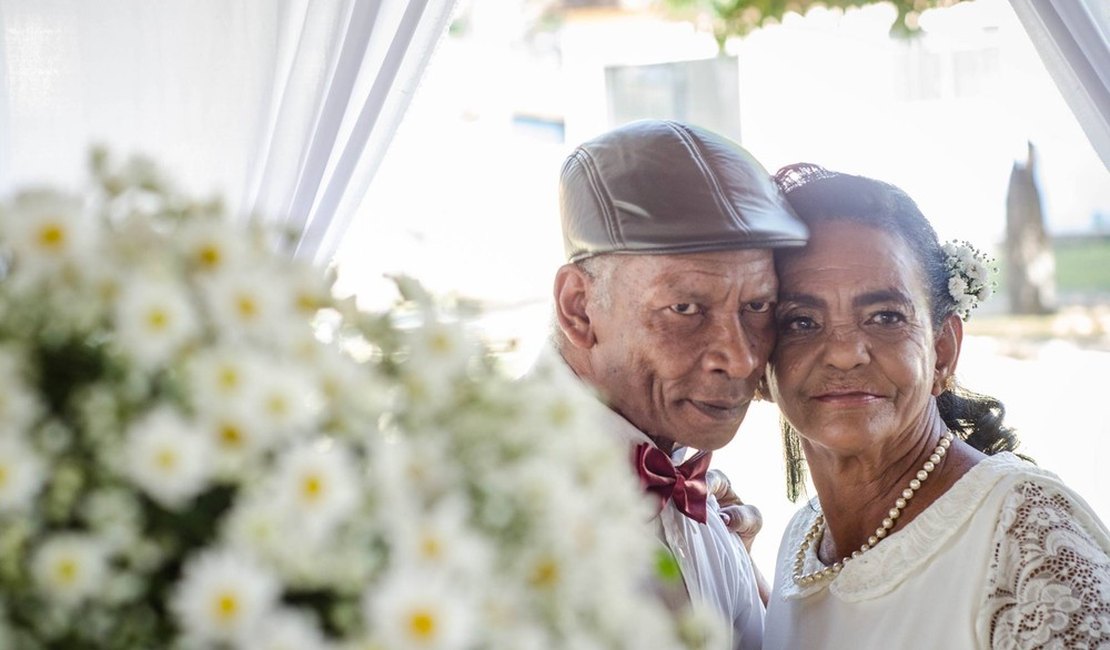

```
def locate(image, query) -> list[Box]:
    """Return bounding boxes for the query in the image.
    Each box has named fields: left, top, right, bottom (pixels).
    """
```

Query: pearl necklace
left=792, top=430, right=955, bottom=586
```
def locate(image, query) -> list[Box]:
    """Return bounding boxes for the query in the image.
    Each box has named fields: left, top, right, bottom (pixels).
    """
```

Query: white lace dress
left=763, top=453, right=1110, bottom=650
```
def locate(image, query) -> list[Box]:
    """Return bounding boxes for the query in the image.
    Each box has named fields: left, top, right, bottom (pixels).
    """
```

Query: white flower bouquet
left=0, top=152, right=700, bottom=649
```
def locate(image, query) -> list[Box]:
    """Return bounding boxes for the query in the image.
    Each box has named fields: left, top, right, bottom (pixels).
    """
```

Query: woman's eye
left=669, top=303, right=701, bottom=315
left=745, top=301, right=771, bottom=314
left=869, top=311, right=907, bottom=326
left=780, top=316, right=818, bottom=332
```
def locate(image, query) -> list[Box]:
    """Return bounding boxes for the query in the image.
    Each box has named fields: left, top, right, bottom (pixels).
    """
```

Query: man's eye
left=745, top=301, right=771, bottom=314
left=669, top=303, right=701, bottom=315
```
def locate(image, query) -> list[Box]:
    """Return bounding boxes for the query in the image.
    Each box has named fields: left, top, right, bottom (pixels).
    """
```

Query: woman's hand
left=707, top=469, right=763, bottom=551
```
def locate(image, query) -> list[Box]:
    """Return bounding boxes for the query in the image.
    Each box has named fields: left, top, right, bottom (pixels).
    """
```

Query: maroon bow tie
left=633, top=443, right=712, bottom=524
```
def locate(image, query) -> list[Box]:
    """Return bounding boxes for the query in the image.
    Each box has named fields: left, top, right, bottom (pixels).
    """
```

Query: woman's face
left=768, top=220, right=944, bottom=456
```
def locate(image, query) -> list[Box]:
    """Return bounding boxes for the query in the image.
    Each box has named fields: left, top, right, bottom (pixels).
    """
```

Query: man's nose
left=701, top=316, right=760, bottom=378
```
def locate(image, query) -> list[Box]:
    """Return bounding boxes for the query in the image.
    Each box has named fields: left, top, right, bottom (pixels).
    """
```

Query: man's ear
left=554, top=263, right=596, bottom=349
left=932, top=314, right=964, bottom=396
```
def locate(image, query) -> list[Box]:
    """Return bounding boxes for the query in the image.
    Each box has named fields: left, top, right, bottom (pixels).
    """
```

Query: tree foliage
left=659, top=0, right=970, bottom=48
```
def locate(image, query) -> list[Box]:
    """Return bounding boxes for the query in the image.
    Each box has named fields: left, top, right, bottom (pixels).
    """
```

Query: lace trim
left=778, top=453, right=1041, bottom=602
left=984, top=480, right=1110, bottom=649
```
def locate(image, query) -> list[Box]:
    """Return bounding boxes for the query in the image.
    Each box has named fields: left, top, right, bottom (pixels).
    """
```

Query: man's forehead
left=614, top=249, right=778, bottom=286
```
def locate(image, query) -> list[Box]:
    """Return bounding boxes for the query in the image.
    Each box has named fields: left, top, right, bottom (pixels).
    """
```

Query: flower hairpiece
left=942, top=240, right=995, bottom=319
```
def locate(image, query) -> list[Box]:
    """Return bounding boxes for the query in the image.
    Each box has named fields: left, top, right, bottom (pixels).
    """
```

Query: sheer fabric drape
left=0, top=0, right=457, bottom=263
left=1008, top=0, right=1110, bottom=169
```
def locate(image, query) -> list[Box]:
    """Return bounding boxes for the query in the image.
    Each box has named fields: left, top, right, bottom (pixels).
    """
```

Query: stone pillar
left=1005, top=142, right=1056, bottom=314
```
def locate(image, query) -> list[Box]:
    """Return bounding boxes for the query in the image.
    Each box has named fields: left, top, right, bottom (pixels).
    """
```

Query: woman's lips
left=813, top=391, right=883, bottom=406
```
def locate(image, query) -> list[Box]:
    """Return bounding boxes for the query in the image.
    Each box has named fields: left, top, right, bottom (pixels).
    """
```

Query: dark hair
left=772, top=164, right=1021, bottom=502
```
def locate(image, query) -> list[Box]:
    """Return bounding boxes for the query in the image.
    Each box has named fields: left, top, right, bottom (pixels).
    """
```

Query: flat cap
left=559, top=120, right=807, bottom=261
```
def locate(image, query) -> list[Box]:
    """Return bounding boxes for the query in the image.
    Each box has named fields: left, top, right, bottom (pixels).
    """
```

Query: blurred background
left=329, top=0, right=1110, bottom=573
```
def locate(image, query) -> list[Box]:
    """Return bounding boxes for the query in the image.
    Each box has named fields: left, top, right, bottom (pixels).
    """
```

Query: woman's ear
left=932, top=314, right=964, bottom=396
left=554, top=264, right=596, bottom=349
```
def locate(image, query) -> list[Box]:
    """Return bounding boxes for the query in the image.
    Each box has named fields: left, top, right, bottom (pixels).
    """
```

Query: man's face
left=586, top=249, right=778, bottom=451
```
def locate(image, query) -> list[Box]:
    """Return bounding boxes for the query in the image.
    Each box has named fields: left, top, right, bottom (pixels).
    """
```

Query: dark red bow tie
left=633, top=443, right=712, bottom=524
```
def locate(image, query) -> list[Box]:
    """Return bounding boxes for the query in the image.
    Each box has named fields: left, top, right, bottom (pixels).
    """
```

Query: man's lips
left=686, top=398, right=744, bottom=420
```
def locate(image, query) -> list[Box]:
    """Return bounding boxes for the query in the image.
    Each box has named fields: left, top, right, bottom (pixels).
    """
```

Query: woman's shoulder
left=980, top=456, right=1110, bottom=648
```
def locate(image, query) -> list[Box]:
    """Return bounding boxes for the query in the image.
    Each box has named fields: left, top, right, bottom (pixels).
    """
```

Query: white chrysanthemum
left=271, top=441, right=360, bottom=538
left=186, top=346, right=265, bottom=414
left=365, top=572, right=475, bottom=650
left=223, top=496, right=298, bottom=563
left=404, top=320, right=478, bottom=377
left=173, top=548, right=279, bottom=645
left=249, top=607, right=328, bottom=650
left=391, top=500, right=490, bottom=577
left=200, top=406, right=274, bottom=474
left=249, top=366, right=323, bottom=438
left=0, top=435, right=46, bottom=512
left=0, top=191, right=93, bottom=274
left=202, top=270, right=293, bottom=343
left=0, top=350, right=41, bottom=432
left=123, top=408, right=212, bottom=509
left=31, top=533, right=109, bottom=606
left=178, top=219, right=252, bottom=276
left=114, top=276, right=199, bottom=367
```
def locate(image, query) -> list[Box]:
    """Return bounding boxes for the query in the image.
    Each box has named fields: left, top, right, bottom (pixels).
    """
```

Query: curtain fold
left=1008, top=0, right=1110, bottom=169
left=0, top=0, right=459, bottom=263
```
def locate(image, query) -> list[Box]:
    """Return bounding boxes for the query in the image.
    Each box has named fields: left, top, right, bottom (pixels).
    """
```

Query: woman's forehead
left=778, top=221, right=924, bottom=295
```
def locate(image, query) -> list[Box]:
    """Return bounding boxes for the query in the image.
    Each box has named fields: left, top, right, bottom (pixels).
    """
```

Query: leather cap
left=559, top=120, right=807, bottom=261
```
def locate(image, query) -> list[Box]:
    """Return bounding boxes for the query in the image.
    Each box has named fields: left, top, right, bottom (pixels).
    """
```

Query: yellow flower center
left=197, top=244, right=222, bottom=269
left=235, top=295, right=259, bottom=320
left=530, top=557, right=560, bottom=588
left=37, top=222, right=66, bottom=250
left=420, top=534, right=442, bottom=560
left=300, top=474, right=324, bottom=502
left=266, top=395, right=289, bottom=417
left=146, top=307, right=170, bottom=332
left=213, top=591, right=240, bottom=622
left=54, top=558, right=79, bottom=585
left=217, top=366, right=239, bottom=392
left=429, top=332, right=453, bottom=355
left=407, top=609, right=437, bottom=640
left=296, top=292, right=317, bottom=314
left=155, top=448, right=178, bottom=471
left=548, top=400, right=573, bottom=427
left=218, top=423, right=244, bottom=448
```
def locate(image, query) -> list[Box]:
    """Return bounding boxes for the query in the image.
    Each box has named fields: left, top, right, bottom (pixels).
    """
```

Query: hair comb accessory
left=942, top=240, right=995, bottom=320
left=772, top=162, right=842, bottom=195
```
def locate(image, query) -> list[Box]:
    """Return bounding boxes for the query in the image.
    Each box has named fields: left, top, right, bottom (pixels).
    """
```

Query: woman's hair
left=772, top=164, right=1021, bottom=502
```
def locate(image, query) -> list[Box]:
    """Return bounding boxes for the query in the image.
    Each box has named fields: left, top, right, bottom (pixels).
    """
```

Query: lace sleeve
left=985, top=480, right=1110, bottom=649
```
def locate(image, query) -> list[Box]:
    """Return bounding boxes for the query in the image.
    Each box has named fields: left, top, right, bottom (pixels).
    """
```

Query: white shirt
left=538, top=348, right=764, bottom=648
left=763, top=453, right=1110, bottom=650
left=599, top=406, right=765, bottom=650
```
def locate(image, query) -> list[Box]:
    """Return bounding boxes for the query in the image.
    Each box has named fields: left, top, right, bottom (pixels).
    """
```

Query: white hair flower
left=943, top=240, right=996, bottom=319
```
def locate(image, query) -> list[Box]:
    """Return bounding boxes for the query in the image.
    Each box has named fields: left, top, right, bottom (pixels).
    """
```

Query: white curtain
left=1008, top=0, right=1110, bottom=169
left=0, top=0, right=458, bottom=264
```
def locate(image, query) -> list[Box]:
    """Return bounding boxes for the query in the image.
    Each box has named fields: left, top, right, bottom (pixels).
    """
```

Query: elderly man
left=551, top=120, right=807, bottom=649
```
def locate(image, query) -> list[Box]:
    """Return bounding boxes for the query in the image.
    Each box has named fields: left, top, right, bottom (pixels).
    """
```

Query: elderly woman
left=761, top=164, right=1110, bottom=649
